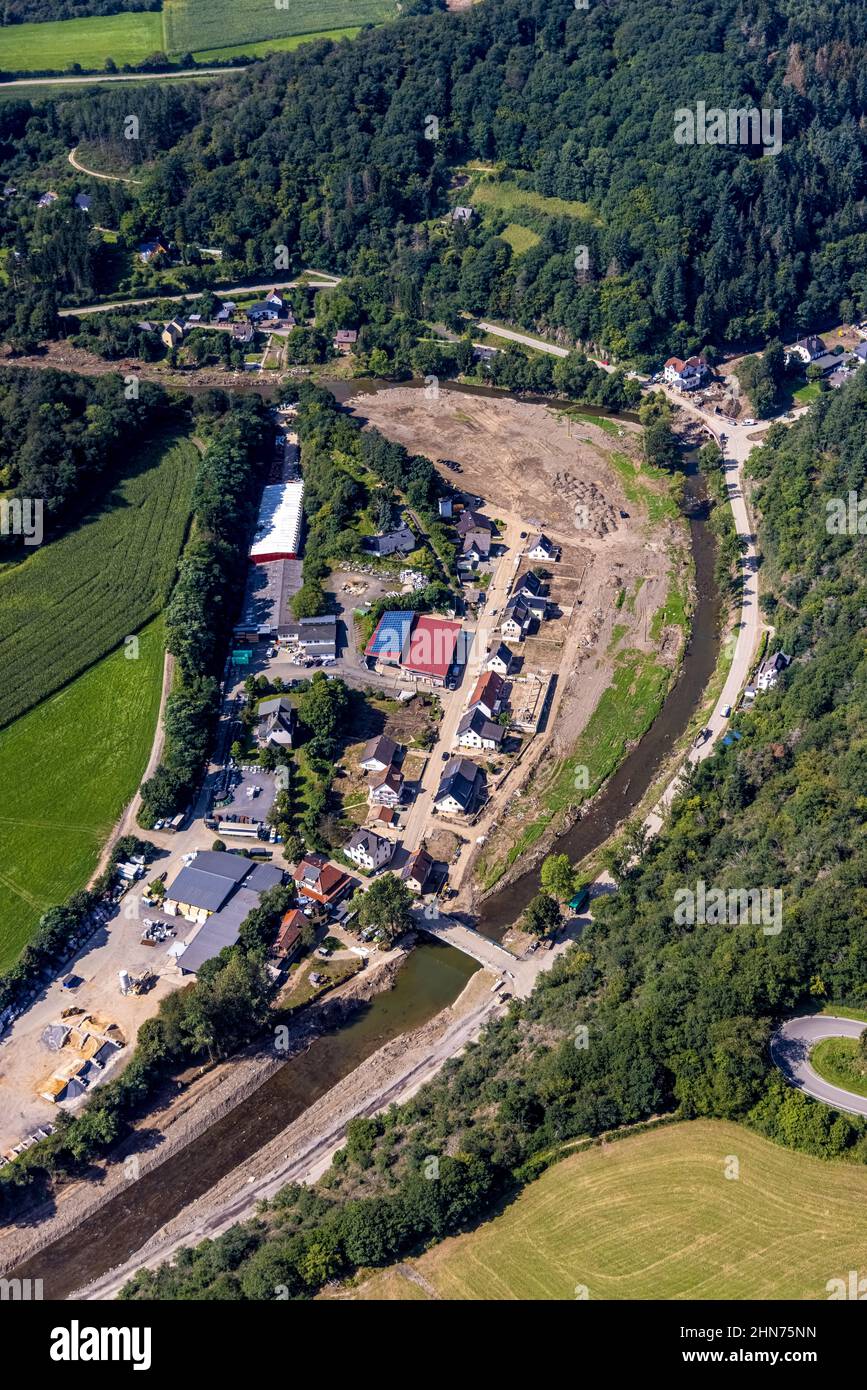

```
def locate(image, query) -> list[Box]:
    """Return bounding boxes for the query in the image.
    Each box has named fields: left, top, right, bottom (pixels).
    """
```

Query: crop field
left=0, top=618, right=164, bottom=970
left=163, top=0, right=395, bottom=57
left=331, top=1120, right=867, bottom=1301
left=0, top=432, right=195, bottom=730
left=0, top=13, right=164, bottom=73
left=190, top=30, right=363, bottom=62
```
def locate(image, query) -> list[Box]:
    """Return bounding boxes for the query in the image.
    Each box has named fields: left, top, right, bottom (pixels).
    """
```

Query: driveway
left=771, top=1015, right=867, bottom=1118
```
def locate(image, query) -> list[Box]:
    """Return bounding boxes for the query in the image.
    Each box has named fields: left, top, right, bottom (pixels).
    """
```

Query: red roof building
left=469, top=670, right=505, bottom=718
left=401, top=615, right=462, bottom=685
left=293, top=854, right=351, bottom=905
left=273, top=909, right=306, bottom=960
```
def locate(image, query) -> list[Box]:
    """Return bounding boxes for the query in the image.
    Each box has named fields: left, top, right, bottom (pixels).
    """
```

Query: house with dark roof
left=164, top=851, right=251, bottom=923
left=514, top=570, right=546, bottom=599
left=365, top=525, right=416, bottom=557
left=333, top=329, right=358, bottom=353
left=786, top=335, right=827, bottom=364
left=486, top=643, right=514, bottom=676
left=359, top=734, right=399, bottom=774
left=525, top=534, right=557, bottom=562
left=368, top=765, right=404, bottom=808
left=461, top=528, right=491, bottom=562
left=344, top=828, right=393, bottom=873
left=161, top=318, right=185, bottom=349
left=256, top=697, right=296, bottom=748
left=456, top=509, right=492, bottom=537
left=456, top=707, right=505, bottom=751
left=756, top=650, right=790, bottom=691
left=434, top=757, right=485, bottom=815
left=500, top=597, right=533, bottom=641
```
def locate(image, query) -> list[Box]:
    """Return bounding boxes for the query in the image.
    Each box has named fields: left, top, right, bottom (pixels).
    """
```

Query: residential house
left=138, top=238, right=167, bottom=263
left=272, top=909, right=306, bottom=962
left=367, top=804, right=396, bottom=829
left=462, top=528, right=491, bottom=562
left=365, top=525, right=416, bottom=557
left=161, top=319, right=185, bottom=350
left=37, top=191, right=58, bottom=209
left=500, top=597, right=533, bottom=642
left=434, top=756, right=485, bottom=815
left=333, top=329, right=358, bottom=354
left=450, top=206, right=474, bottom=223
left=486, top=644, right=514, bottom=676
left=514, top=570, right=546, bottom=600
left=523, top=593, right=549, bottom=621
left=368, top=765, right=404, bottom=808
left=456, top=707, right=505, bottom=751
left=786, top=335, right=827, bottom=365
left=472, top=344, right=498, bottom=364
left=456, top=509, right=493, bottom=537
left=663, top=354, right=709, bottom=392
left=402, top=847, right=433, bottom=894
left=525, top=534, right=557, bottom=563
left=359, top=734, right=399, bottom=774
left=468, top=670, right=505, bottom=719
left=256, top=697, right=296, bottom=748
left=756, top=651, right=790, bottom=691
left=344, top=828, right=393, bottom=873
left=293, top=853, right=352, bottom=906
left=438, top=497, right=454, bottom=518
left=74, top=193, right=91, bottom=212
left=232, top=321, right=254, bottom=345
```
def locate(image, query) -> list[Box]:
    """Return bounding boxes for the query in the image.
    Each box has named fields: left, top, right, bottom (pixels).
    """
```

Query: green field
left=0, top=12, right=164, bottom=73
left=0, top=618, right=165, bottom=969
left=470, top=175, right=600, bottom=223
left=191, top=29, right=361, bottom=62
left=0, top=431, right=195, bottom=730
left=498, top=222, right=541, bottom=255
left=811, top=1037, right=867, bottom=1100
left=164, top=0, right=395, bottom=57
left=333, top=1120, right=867, bottom=1300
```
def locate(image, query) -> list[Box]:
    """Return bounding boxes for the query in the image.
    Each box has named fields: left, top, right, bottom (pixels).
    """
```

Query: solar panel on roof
left=365, top=610, right=415, bottom=659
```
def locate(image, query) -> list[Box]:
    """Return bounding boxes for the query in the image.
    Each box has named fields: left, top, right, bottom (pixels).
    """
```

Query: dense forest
left=4, top=0, right=867, bottom=361
left=0, top=1, right=158, bottom=23
left=120, top=365, right=867, bottom=1298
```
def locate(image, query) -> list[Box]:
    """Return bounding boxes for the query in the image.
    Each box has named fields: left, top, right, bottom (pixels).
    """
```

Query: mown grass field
left=191, top=29, right=362, bottom=62
left=331, top=1120, right=867, bottom=1300
left=811, top=1038, right=867, bottom=1100
left=0, top=431, right=195, bottom=730
left=163, top=0, right=394, bottom=57
left=498, top=222, right=541, bottom=255
left=0, top=618, right=164, bottom=970
left=0, top=12, right=163, bottom=73
left=470, top=175, right=600, bottom=223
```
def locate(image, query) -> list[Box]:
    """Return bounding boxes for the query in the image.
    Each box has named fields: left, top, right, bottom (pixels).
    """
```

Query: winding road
left=69, top=146, right=142, bottom=186
left=771, top=1015, right=867, bottom=1117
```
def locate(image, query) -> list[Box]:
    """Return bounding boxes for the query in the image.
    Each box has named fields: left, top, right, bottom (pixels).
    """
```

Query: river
left=9, top=941, right=477, bottom=1300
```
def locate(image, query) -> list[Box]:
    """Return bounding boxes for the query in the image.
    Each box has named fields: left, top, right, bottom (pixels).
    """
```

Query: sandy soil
left=351, top=388, right=686, bottom=901
left=0, top=947, right=410, bottom=1277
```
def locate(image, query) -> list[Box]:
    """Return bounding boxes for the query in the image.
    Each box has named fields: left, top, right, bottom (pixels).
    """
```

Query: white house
left=501, top=598, right=532, bottom=642
left=467, top=670, right=505, bottom=720
left=486, top=644, right=514, bottom=676
left=756, top=651, right=790, bottom=691
left=402, top=847, right=434, bottom=894
left=359, top=735, right=399, bottom=774
left=663, top=354, right=709, bottom=392
left=344, top=828, right=393, bottom=873
left=456, top=707, right=505, bottom=751
left=785, top=335, right=827, bottom=365
left=368, top=766, right=403, bottom=808
left=524, top=534, right=556, bottom=562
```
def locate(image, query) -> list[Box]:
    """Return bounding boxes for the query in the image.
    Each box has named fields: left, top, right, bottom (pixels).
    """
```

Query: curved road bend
left=69, top=146, right=142, bottom=185
left=771, top=1015, right=867, bottom=1118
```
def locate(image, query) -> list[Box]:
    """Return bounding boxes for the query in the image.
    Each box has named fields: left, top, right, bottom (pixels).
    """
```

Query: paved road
left=771, top=1015, right=867, bottom=1117
left=58, top=273, right=341, bottom=318
left=477, top=320, right=570, bottom=358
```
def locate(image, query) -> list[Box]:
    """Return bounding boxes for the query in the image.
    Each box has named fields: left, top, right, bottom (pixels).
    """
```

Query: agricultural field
left=329, top=1120, right=867, bottom=1301
left=0, top=12, right=164, bottom=73
left=191, top=30, right=363, bottom=63
left=163, top=0, right=396, bottom=58
left=498, top=222, right=541, bottom=255
left=0, top=618, right=165, bottom=970
left=0, top=431, right=195, bottom=730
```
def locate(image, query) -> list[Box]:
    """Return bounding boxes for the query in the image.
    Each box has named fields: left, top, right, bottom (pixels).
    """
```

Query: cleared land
left=0, top=617, right=164, bottom=969
left=469, top=175, right=599, bottom=224
left=353, top=387, right=687, bottom=896
left=0, top=431, right=195, bottom=729
left=328, top=1120, right=867, bottom=1300
left=163, top=0, right=395, bottom=56
left=0, top=13, right=163, bottom=73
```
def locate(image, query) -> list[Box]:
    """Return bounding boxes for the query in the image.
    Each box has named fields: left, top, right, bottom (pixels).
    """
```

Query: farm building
left=249, top=480, right=305, bottom=563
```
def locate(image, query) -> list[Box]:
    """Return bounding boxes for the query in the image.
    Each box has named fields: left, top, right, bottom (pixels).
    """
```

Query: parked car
left=742, top=417, right=757, bottom=426
left=720, top=704, right=731, bottom=718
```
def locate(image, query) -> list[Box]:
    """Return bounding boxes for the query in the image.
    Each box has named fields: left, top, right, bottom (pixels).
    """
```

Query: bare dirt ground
left=352, top=388, right=686, bottom=902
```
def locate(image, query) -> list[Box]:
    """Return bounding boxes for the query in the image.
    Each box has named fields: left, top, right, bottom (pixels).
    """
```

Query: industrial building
left=249, top=480, right=305, bottom=564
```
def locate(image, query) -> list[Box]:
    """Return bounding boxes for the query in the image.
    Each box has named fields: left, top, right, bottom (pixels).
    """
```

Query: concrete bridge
left=415, top=912, right=546, bottom=998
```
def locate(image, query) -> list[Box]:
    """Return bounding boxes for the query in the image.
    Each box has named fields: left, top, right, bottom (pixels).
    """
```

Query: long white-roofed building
left=249, top=480, right=305, bottom=564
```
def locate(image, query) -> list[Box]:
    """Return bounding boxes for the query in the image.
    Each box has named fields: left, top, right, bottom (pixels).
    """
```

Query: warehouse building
left=249, top=480, right=305, bottom=564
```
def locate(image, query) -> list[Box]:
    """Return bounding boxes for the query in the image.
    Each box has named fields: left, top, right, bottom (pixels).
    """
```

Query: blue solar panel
left=367, top=610, right=415, bottom=658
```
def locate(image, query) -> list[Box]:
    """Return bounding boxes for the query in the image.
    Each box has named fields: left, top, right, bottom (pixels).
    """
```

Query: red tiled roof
left=470, top=670, right=504, bottom=709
